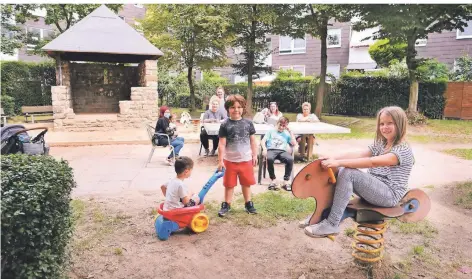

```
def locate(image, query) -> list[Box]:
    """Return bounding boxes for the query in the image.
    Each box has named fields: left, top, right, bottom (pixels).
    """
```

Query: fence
left=443, top=82, right=472, bottom=120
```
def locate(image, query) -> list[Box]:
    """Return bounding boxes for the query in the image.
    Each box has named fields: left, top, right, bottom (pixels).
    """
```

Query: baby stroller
left=1, top=124, right=49, bottom=155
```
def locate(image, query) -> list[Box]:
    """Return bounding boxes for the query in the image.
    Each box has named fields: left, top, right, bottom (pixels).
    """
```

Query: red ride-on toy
left=154, top=168, right=225, bottom=240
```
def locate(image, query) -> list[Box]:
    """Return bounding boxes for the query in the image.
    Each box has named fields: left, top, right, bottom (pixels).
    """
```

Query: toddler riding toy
left=292, top=160, right=431, bottom=263
left=154, top=168, right=225, bottom=240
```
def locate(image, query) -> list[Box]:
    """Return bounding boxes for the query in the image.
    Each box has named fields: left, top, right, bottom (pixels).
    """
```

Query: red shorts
left=223, top=159, right=256, bottom=188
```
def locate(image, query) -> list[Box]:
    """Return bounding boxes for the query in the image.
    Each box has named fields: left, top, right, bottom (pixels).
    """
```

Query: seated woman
left=155, top=106, right=185, bottom=165
left=266, top=102, right=283, bottom=126
left=200, top=96, right=227, bottom=156
left=295, top=102, right=320, bottom=159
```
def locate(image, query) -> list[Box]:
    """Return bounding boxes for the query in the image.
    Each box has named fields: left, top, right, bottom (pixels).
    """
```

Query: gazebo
left=42, top=5, right=164, bottom=131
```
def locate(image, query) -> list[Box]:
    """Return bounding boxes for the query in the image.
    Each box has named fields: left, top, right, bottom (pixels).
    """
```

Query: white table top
left=203, top=121, right=351, bottom=136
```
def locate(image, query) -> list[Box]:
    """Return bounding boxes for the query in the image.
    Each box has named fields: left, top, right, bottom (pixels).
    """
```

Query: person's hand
left=321, top=158, right=340, bottom=169
left=252, top=155, right=257, bottom=166
left=262, top=149, right=267, bottom=158
left=218, top=160, right=225, bottom=171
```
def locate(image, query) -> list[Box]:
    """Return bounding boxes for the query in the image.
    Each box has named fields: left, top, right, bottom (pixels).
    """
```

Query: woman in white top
left=266, top=102, right=283, bottom=126
left=296, top=102, right=320, bottom=158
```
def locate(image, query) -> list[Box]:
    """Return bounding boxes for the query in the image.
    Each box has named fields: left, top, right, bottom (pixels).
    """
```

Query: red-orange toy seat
left=157, top=203, right=205, bottom=228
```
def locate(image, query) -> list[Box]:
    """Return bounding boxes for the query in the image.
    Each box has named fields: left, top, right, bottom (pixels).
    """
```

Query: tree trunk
left=187, top=66, right=195, bottom=111
left=246, top=5, right=257, bottom=117
left=406, top=37, right=418, bottom=113
left=314, top=18, right=328, bottom=119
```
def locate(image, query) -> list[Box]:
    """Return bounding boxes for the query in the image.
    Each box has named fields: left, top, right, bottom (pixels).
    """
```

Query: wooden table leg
left=299, top=135, right=306, bottom=158
left=307, top=135, right=314, bottom=160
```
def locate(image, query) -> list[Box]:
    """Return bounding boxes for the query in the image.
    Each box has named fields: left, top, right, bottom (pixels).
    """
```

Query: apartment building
left=270, top=19, right=472, bottom=79
left=1, top=4, right=146, bottom=62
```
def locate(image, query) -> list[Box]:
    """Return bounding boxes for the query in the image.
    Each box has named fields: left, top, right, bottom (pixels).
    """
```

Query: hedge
left=1, top=154, right=76, bottom=278
left=326, top=76, right=446, bottom=119
left=1, top=61, right=55, bottom=115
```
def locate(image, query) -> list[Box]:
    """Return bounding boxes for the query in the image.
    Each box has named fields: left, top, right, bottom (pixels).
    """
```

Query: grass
left=70, top=199, right=131, bottom=252
left=442, top=149, right=472, bottom=160
left=454, top=181, right=472, bottom=209
left=205, top=191, right=315, bottom=228
left=389, top=219, right=438, bottom=238
left=426, top=119, right=472, bottom=136
left=344, top=227, right=356, bottom=237
left=423, top=185, right=435, bottom=189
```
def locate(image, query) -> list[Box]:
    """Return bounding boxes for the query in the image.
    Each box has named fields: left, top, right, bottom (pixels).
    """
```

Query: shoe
left=304, top=219, right=340, bottom=238
left=209, top=149, right=216, bottom=156
left=204, top=149, right=210, bottom=156
left=245, top=201, right=257, bottom=214
left=166, top=157, right=175, bottom=166
left=281, top=180, right=291, bottom=191
left=218, top=202, right=231, bottom=217
left=268, top=181, right=279, bottom=191
left=298, top=215, right=311, bottom=228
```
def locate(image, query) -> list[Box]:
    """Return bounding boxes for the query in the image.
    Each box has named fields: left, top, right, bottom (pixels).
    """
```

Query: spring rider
left=291, top=160, right=431, bottom=263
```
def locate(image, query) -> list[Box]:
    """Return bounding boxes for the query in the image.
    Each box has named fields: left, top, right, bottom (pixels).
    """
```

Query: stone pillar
left=137, top=60, right=158, bottom=87
left=52, top=86, right=75, bottom=130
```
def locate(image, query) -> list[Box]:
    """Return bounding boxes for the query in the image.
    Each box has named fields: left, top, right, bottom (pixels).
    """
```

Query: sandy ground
left=49, top=139, right=472, bottom=279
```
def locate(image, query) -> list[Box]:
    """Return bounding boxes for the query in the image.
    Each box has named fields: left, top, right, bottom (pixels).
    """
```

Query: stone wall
left=52, top=59, right=159, bottom=131
left=70, top=63, right=138, bottom=113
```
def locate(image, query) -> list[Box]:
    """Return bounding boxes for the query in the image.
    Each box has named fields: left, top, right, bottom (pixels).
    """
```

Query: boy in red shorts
left=217, top=94, right=258, bottom=216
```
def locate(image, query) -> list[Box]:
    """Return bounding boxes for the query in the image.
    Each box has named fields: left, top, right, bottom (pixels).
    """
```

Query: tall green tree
left=368, top=39, right=407, bottom=68
left=354, top=4, right=472, bottom=113
left=141, top=4, right=232, bottom=111
left=0, top=4, right=37, bottom=55
left=226, top=5, right=280, bottom=115
left=287, top=5, right=354, bottom=118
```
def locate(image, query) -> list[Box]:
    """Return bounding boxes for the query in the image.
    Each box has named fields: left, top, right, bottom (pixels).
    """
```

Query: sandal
left=268, top=182, right=279, bottom=191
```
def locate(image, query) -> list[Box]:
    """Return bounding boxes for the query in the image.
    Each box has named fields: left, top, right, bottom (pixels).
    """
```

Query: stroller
left=1, top=124, right=49, bottom=155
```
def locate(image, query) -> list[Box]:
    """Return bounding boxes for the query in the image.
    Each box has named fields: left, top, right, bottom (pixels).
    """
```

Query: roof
left=42, top=5, right=163, bottom=62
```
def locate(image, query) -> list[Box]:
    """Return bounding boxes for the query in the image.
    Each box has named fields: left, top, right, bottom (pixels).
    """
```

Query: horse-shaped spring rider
left=291, top=160, right=431, bottom=263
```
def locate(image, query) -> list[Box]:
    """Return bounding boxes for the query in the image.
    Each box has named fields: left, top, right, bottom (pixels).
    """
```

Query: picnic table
left=203, top=122, right=351, bottom=183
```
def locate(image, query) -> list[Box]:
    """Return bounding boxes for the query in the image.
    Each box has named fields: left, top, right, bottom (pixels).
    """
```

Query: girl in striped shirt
left=302, top=106, right=415, bottom=237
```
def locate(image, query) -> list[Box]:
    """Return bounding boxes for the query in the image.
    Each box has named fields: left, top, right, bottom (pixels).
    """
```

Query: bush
left=368, top=39, right=407, bottom=68
left=1, top=95, right=15, bottom=115
left=1, top=61, right=55, bottom=115
left=328, top=76, right=446, bottom=119
left=1, top=155, right=76, bottom=278
left=450, top=54, right=472, bottom=81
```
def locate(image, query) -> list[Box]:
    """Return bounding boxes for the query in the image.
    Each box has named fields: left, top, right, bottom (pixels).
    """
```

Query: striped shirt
left=368, top=142, right=415, bottom=202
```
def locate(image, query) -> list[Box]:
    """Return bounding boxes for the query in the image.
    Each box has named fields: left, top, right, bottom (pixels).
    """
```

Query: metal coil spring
left=351, top=221, right=387, bottom=263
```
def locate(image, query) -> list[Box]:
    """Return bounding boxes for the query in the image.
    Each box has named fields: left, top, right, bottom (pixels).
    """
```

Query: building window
left=279, top=36, right=306, bottom=54
left=327, top=64, right=341, bottom=79
left=279, top=65, right=305, bottom=76
left=134, top=4, right=144, bottom=8
left=415, top=38, right=427, bottom=47
left=327, top=28, right=341, bottom=48
left=457, top=20, right=472, bottom=39
left=25, top=27, right=55, bottom=50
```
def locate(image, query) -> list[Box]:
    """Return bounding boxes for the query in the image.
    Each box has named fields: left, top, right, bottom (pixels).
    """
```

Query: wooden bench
left=21, top=106, right=53, bottom=123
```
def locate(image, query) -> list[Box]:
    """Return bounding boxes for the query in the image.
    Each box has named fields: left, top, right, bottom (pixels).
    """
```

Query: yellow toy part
left=189, top=213, right=209, bottom=233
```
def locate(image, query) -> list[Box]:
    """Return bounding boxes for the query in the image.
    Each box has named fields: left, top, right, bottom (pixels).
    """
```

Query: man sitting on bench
left=261, top=117, right=296, bottom=191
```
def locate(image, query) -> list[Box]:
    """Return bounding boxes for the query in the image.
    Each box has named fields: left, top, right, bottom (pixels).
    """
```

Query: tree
left=354, top=4, right=472, bottom=113
left=226, top=5, right=281, bottom=115
left=0, top=4, right=38, bottom=55
left=141, top=4, right=232, bottom=111
left=368, top=38, right=406, bottom=68
left=450, top=54, right=472, bottom=81
left=287, top=5, right=354, bottom=118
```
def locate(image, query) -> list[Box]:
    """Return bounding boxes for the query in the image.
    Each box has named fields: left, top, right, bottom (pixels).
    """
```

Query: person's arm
left=285, top=128, right=297, bottom=146
left=322, top=153, right=399, bottom=169
left=261, top=132, right=268, bottom=156
left=309, top=114, right=320, bottom=122
left=250, top=134, right=258, bottom=166
left=320, top=148, right=372, bottom=161
left=161, top=184, right=167, bottom=196
left=217, top=138, right=226, bottom=170
left=202, top=111, right=212, bottom=123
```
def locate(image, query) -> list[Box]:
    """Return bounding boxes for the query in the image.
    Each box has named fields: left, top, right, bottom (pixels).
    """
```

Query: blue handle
left=198, top=168, right=225, bottom=204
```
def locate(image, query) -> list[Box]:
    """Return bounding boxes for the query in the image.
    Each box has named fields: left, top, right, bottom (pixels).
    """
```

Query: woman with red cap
left=155, top=106, right=185, bottom=164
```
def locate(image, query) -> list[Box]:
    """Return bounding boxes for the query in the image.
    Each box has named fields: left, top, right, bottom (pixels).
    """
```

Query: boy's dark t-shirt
left=218, top=118, right=256, bottom=162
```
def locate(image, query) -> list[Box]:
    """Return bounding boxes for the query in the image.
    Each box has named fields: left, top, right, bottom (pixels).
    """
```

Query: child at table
left=301, top=106, right=415, bottom=238
left=217, top=94, right=258, bottom=216
left=161, top=156, right=200, bottom=211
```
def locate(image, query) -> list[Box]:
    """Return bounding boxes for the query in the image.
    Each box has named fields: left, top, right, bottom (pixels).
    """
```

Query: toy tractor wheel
left=190, top=213, right=209, bottom=233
